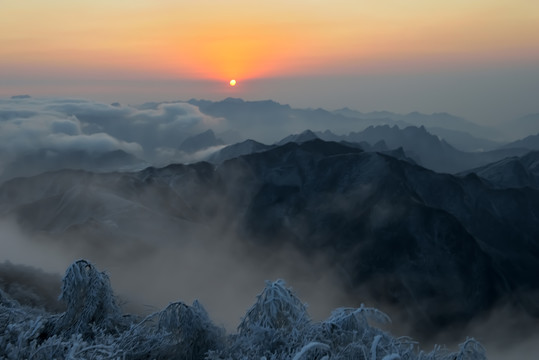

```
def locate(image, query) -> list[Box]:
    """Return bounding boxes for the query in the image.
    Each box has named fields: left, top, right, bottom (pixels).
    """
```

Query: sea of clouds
left=0, top=96, right=228, bottom=180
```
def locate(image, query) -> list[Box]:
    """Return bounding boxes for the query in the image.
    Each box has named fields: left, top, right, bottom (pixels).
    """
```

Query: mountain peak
left=222, top=97, right=245, bottom=104
left=276, top=129, right=320, bottom=145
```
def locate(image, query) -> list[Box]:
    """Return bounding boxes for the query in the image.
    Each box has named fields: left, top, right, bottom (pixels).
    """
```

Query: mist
left=0, top=97, right=228, bottom=181
left=2, top=95, right=538, bottom=184
left=2, top=212, right=539, bottom=358
left=0, top=211, right=351, bottom=331
left=1, top=95, right=538, bottom=358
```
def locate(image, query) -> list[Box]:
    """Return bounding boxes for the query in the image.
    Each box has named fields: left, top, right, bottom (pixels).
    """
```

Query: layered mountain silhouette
left=425, top=127, right=503, bottom=152
left=460, top=151, right=539, bottom=189
left=2, top=139, right=538, bottom=337
left=332, top=108, right=500, bottom=139
left=276, top=129, right=320, bottom=145
left=0, top=149, right=147, bottom=182
left=257, top=127, right=528, bottom=173
left=187, top=98, right=504, bottom=147
left=501, top=133, right=539, bottom=151
left=187, top=97, right=388, bottom=145
left=207, top=139, right=274, bottom=164
left=204, top=126, right=527, bottom=174
left=338, top=125, right=530, bottom=173
left=179, top=129, right=224, bottom=153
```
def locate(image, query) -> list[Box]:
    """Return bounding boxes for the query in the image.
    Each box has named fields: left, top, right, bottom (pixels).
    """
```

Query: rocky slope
left=1, top=139, right=538, bottom=336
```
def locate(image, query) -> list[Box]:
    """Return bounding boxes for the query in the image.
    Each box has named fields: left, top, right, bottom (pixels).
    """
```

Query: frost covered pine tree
left=0, top=260, right=487, bottom=360
left=54, top=259, right=122, bottom=338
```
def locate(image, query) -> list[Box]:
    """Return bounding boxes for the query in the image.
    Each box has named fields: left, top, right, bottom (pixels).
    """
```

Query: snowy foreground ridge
left=0, top=260, right=486, bottom=360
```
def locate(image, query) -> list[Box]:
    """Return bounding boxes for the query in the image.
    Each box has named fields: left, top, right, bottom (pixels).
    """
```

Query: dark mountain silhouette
left=426, top=127, right=503, bottom=152
left=460, top=151, right=539, bottom=189
left=2, top=139, right=538, bottom=337
left=187, top=98, right=373, bottom=143
left=207, top=139, right=274, bottom=164
left=208, top=125, right=522, bottom=173
left=346, top=125, right=459, bottom=171
left=333, top=108, right=500, bottom=139
left=276, top=129, right=319, bottom=145
left=501, top=133, right=539, bottom=151
left=313, top=125, right=528, bottom=173
left=277, top=130, right=413, bottom=164
left=179, top=129, right=224, bottom=153
left=188, top=98, right=503, bottom=146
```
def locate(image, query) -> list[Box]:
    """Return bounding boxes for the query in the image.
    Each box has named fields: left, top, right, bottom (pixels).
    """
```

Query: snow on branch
left=0, top=260, right=488, bottom=360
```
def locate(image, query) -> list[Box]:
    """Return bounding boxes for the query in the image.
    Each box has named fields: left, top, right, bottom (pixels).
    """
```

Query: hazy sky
left=1, top=0, right=538, bottom=124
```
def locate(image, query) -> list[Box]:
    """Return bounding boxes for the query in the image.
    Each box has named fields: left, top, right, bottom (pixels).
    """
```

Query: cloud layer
left=0, top=97, right=225, bottom=180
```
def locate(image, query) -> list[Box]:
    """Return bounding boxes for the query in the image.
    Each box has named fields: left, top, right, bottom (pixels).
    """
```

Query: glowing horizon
left=2, top=1, right=538, bottom=80
left=1, top=0, right=538, bottom=123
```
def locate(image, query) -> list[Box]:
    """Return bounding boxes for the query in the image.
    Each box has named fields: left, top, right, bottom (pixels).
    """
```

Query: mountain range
left=459, top=151, right=539, bottom=189
left=2, top=138, right=538, bottom=337
left=3, top=97, right=538, bottom=183
left=332, top=107, right=501, bottom=140
left=187, top=98, right=507, bottom=146
left=207, top=126, right=530, bottom=174
left=0, top=149, right=147, bottom=182
left=501, top=133, right=539, bottom=151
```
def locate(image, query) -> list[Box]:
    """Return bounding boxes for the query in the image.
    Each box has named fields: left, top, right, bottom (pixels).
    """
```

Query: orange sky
left=1, top=0, right=538, bottom=123
left=2, top=0, right=538, bottom=82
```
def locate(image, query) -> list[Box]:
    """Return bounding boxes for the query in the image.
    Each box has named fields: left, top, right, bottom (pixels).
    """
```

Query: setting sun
left=229, top=79, right=237, bottom=86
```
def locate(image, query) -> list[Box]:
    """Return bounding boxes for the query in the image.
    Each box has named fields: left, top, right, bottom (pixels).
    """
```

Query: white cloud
left=45, top=132, right=144, bottom=155
left=50, top=118, right=82, bottom=136
left=0, top=112, right=141, bottom=156
left=0, top=97, right=226, bottom=180
left=0, top=98, right=227, bottom=181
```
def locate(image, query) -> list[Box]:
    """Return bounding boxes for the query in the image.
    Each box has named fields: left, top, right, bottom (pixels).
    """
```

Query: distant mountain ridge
left=276, top=129, right=320, bottom=145
left=332, top=107, right=501, bottom=139
left=3, top=96, right=536, bottom=185
left=205, top=126, right=530, bottom=174
left=460, top=151, right=539, bottom=189
left=207, top=139, right=274, bottom=164
left=187, top=98, right=504, bottom=146
left=501, top=133, right=539, bottom=151
left=179, top=129, right=224, bottom=153
left=311, top=126, right=527, bottom=173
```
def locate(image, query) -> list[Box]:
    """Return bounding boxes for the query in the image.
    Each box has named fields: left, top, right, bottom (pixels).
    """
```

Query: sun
left=229, top=79, right=237, bottom=86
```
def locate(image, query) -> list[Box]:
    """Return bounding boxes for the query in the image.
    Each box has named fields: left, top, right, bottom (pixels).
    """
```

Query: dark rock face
left=217, top=141, right=538, bottom=333
left=2, top=139, right=539, bottom=336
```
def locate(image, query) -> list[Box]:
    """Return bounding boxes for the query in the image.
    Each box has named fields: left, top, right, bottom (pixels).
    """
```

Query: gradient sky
left=1, top=0, right=538, bottom=124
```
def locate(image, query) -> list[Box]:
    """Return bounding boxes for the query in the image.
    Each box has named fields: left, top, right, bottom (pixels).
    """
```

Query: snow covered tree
left=211, top=279, right=311, bottom=359
left=54, top=259, right=122, bottom=338
left=0, top=260, right=488, bottom=360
